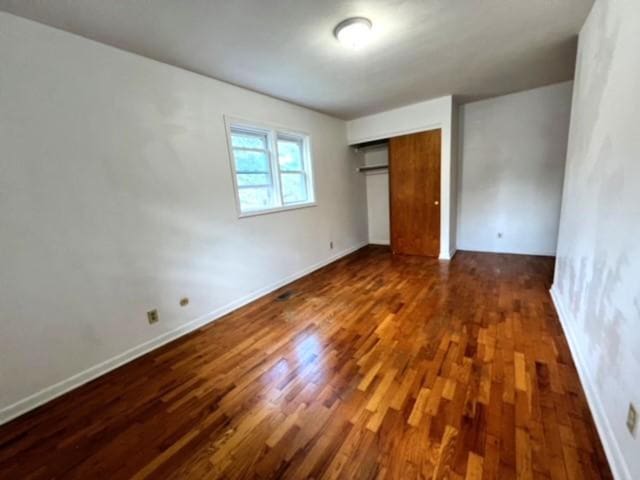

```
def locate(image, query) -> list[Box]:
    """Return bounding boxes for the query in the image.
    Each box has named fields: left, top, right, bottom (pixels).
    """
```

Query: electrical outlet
left=147, top=309, right=159, bottom=325
left=179, top=297, right=189, bottom=307
left=330, top=241, right=334, bottom=249
left=627, top=403, right=637, bottom=436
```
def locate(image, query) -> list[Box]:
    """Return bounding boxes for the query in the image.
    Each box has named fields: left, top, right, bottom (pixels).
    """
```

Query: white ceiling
left=0, top=0, right=593, bottom=119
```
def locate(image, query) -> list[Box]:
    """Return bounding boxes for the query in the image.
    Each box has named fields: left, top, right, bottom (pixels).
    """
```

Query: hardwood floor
left=0, top=246, right=612, bottom=479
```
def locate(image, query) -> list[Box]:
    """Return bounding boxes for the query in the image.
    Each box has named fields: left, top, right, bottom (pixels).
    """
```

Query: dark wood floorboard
left=0, top=246, right=613, bottom=479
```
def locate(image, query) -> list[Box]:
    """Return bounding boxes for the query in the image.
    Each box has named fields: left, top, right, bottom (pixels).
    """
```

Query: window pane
left=238, top=187, right=273, bottom=211
left=227, top=124, right=314, bottom=215
left=277, top=139, right=303, bottom=171
left=234, top=149, right=270, bottom=173
left=231, top=131, right=267, bottom=149
left=280, top=172, right=308, bottom=204
left=237, top=173, right=271, bottom=187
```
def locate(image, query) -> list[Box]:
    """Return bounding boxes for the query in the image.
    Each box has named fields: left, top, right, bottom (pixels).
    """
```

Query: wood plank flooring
left=0, top=247, right=613, bottom=479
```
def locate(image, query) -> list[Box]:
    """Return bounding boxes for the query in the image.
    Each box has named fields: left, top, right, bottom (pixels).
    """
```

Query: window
left=226, top=118, right=315, bottom=216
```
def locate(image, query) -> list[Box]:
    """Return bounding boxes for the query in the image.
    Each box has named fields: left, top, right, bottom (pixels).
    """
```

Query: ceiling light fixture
left=334, top=17, right=373, bottom=49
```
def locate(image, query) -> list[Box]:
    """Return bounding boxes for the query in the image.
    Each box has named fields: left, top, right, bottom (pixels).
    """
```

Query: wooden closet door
left=389, top=129, right=441, bottom=257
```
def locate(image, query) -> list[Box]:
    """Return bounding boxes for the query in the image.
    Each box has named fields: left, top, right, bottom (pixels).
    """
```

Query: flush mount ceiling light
left=334, top=17, right=373, bottom=49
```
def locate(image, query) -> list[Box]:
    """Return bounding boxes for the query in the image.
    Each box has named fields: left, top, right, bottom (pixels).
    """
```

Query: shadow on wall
left=557, top=127, right=633, bottom=392
left=556, top=253, right=629, bottom=390
left=571, top=3, right=619, bottom=154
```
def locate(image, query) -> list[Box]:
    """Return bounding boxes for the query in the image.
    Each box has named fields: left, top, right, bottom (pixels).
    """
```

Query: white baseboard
left=0, top=241, right=368, bottom=426
left=550, top=285, right=631, bottom=480
left=368, top=239, right=390, bottom=246
left=456, top=246, right=556, bottom=257
left=439, top=248, right=456, bottom=261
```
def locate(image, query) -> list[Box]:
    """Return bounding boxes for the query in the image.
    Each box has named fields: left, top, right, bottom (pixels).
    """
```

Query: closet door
left=389, top=129, right=441, bottom=257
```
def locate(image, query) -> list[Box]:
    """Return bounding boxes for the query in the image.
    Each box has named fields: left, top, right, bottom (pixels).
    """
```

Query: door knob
left=434, top=201, right=439, bottom=205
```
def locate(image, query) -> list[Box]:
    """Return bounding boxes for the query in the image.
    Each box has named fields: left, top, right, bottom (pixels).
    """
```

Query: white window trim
left=224, top=115, right=317, bottom=218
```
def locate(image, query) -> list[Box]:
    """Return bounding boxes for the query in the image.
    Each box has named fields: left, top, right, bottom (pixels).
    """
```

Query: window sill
left=238, top=202, right=317, bottom=219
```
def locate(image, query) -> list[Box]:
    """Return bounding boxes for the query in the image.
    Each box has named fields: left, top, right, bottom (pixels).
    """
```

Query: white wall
left=457, top=82, right=573, bottom=256
left=0, top=13, right=367, bottom=423
left=551, top=1, right=640, bottom=478
left=347, top=96, right=457, bottom=259
left=363, top=146, right=390, bottom=245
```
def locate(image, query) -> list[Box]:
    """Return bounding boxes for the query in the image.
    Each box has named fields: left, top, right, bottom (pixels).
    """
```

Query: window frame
left=224, top=116, right=316, bottom=218
left=276, top=133, right=311, bottom=206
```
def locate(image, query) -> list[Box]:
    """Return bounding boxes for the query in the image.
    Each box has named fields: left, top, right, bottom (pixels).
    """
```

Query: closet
left=356, top=129, right=442, bottom=258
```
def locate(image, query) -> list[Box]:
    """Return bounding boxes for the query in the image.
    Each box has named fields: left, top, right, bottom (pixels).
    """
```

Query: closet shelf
left=357, top=164, right=389, bottom=172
